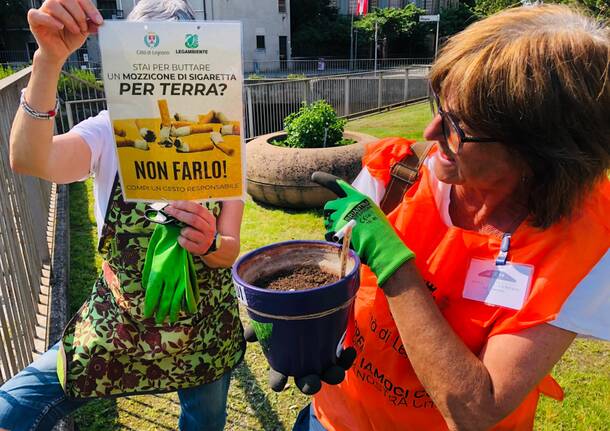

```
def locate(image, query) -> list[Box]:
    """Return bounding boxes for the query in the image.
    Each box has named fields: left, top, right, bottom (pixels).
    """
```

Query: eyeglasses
left=428, top=84, right=495, bottom=155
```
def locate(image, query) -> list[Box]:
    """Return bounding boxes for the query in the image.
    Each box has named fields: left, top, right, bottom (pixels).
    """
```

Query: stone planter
left=247, top=131, right=377, bottom=209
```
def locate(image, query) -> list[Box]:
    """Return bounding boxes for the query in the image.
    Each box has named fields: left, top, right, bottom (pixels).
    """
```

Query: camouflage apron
left=57, top=175, right=245, bottom=398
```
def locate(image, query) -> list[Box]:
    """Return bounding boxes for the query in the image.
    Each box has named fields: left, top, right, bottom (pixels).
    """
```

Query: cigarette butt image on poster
left=98, top=21, right=245, bottom=202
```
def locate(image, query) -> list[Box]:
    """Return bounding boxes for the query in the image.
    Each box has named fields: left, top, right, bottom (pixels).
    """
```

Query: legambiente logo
left=144, top=32, right=160, bottom=48
left=176, top=33, right=208, bottom=55
left=185, top=34, right=199, bottom=49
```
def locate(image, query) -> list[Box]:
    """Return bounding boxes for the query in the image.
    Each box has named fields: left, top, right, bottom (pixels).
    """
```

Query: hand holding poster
left=99, top=21, right=245, bottom=202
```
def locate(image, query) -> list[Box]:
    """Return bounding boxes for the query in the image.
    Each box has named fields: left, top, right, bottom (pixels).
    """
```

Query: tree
left=562, top=0, right=609, bottom=19
left=290, top=0, right=352, bottom=57
left=471, top=0, right=518, bottom=16
left=440, top=3, right=479, bottom=37
left=354, top=4, right=423, bottom=58
left=291, top=0, right=339, bottom=34
left=0, top=0, right=28, bottom=50
left=472, top=0, right=609, bottom=20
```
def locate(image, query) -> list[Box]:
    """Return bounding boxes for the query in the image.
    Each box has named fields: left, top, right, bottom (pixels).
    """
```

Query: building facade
left=88, top=0, right=291, bottom=70
left=0, top=0, right=42, bottom=63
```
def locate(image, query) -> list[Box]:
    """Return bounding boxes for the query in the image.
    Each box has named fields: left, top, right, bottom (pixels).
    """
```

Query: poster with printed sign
left=98, top=21, right=245, bottom=202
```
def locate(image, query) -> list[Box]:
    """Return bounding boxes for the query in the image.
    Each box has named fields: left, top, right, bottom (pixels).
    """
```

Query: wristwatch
left=203, top=232, right=221, bottom=256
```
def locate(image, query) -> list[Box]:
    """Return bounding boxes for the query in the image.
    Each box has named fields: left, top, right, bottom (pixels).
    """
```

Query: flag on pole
left=356, top=0, right=368, bottom=16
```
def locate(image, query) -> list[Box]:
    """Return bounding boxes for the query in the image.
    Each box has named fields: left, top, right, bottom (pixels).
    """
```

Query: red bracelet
left=20, top=89, right=59, bottom=120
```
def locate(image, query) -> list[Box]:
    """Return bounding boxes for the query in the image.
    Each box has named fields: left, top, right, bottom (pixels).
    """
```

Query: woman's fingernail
left=93, top=12, right=103, bottom=24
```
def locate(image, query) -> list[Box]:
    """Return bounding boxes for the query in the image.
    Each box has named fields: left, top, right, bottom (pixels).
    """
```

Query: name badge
left=463, top=258, right=534, bottom=310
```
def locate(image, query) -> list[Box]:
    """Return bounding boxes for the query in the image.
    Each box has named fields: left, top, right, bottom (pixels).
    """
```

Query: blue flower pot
left=232, top=240, right=360, bottom=378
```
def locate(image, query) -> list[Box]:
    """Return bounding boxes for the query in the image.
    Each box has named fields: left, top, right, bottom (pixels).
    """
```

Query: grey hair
left=127, top=0, right=196, bottom=21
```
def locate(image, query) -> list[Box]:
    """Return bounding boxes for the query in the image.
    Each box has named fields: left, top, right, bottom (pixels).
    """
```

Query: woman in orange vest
left=293, top=5, right=609, bottom=431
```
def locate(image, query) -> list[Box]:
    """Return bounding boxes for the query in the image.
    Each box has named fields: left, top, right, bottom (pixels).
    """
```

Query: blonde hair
left=127, top=0, right=195, bottom=21
left=429, top=4, right=610, bottom=228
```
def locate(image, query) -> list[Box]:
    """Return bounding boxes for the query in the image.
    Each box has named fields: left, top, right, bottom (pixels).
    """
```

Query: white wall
left=205, top=0, right=291, bottom=67
left=115, top=0, right=291, bottom=67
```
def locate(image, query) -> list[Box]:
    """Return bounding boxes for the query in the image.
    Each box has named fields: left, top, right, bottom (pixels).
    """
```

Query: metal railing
left=3, top=52, right=431, bottom=79
left=62, top=61, right=104, bottom=80
left=65, top=58, right=430, bottom=82
left=244, top=57, right=433, bottom=77
left=63, top=57, right=431, bottom=81
left=56, top=66, right=429, bottom=139
left=244, top=67, right=430, bottom=139
left=55, top=70, right=107, bottom=135
left=0, top=67, right=57, bottom=382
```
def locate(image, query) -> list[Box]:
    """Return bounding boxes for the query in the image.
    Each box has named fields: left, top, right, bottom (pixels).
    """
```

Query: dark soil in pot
left=256, top=266, right=337, bottom=291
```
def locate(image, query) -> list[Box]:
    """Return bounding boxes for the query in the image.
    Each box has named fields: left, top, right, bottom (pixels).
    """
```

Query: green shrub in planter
left=280, top=100, right=349, bottom=148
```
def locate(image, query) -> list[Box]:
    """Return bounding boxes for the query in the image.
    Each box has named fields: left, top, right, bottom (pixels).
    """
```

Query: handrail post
left=344, top=76, right=350, bottom=117
left=66, top=102, right=75, bottom=130
left=246, top=86, right=255, bottom=140
left=377, top=72, right=383, bottom=110
left=404, top=67, right=410, bottom=102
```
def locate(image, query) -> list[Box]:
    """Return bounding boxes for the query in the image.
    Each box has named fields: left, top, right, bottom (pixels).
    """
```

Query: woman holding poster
left=1, top=1, right=245, bottom=430
left=290, top=4, right=609, bottom=431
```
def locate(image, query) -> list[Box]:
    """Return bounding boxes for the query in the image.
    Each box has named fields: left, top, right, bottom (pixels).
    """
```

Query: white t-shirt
left=352, top=154, right=610, bottom=340
left=71, top=110, right=117, bottom=239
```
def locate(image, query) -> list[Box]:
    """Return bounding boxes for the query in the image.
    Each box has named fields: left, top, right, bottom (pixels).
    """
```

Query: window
left=97, top=0, right=123, bottom=19
left=279, top=0, right=287, bottom=13
left=256, top=35, right=266, bottom=50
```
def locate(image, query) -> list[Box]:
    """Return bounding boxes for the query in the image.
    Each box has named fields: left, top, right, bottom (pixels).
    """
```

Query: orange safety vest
left=313, top=138, right=609, bottom=431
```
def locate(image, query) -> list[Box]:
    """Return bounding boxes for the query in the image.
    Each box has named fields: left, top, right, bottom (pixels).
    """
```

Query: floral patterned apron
left=57, top=175, right=245, bottom=398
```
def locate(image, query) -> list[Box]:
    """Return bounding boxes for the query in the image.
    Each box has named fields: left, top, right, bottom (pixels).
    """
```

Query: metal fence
left=244, top=67, right=430, bottom=139
left=55, top=71, right=107, bottom=135
left=62, top=61, right=103, bottom=80
left=2, top=51, right=431, bottom=79
left=56, top=66, right=430, bottom=139
left=62, top=57, right=431, bottom=81
left=0, top=67, right=57, bottom=382
left=65, top=58, right=431, bottom=82
left=244, top=57, right=433, bottom=77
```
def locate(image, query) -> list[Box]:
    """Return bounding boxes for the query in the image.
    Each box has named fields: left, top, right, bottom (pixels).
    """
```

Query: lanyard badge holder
left=463, top=232, right=534, bottom=310
left=495, top=233, right=511, bottom=266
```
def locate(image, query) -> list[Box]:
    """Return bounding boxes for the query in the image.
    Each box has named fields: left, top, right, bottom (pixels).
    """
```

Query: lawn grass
left=68, top=181, right=119, bottom=429
left=535, top=339, right=610, bottom=430
left=347, top=101, right=432, bottom=140
left=68, top=181, right=102, bottom=315
left=67, top=103, right=608, bottom=430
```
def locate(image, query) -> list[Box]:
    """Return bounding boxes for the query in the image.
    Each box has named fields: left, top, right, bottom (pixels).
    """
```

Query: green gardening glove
left=312, top=172, right=415, bottom=286
left=141, top=223, right=200, bottom=324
